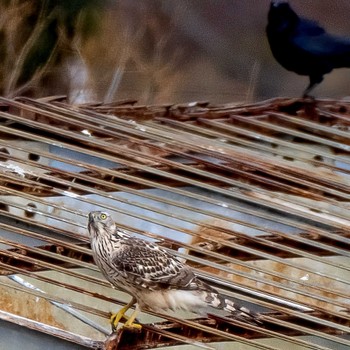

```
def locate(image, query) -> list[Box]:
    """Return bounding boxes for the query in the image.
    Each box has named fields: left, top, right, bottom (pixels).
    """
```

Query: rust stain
left=191, top=221, right=348, bottom=313
left=0, top=284, right=66, bottom=329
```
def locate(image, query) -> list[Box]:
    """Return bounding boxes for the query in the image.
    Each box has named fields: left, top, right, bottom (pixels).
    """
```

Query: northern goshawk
left=88, top=211, right=260, bottom=329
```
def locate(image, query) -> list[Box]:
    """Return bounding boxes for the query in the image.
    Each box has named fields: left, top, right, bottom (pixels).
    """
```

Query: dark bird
left=266, top=1, right=350, bottom=97
left=88, top=211, right=261, bottom=330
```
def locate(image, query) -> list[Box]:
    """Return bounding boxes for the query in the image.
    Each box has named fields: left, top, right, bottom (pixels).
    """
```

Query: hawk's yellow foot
left=123, top=306, right=142, bottom=330
left=110, top=307, right=128, bottom=331
left=110, top=297, right=137, bottom=331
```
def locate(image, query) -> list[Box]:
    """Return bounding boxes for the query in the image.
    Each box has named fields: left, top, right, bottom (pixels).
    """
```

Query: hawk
left=88, top=211, right=260, bottom=330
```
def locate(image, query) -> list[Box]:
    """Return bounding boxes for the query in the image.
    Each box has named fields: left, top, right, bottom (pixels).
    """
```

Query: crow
left=266, top=0, right=350, bottom=97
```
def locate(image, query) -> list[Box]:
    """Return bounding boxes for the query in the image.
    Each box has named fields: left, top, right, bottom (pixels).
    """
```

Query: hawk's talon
left=123, top=322, right=142, bottom=331
left=110, top=308, right=142, bottom=331
left=110, top=298, right=137, bottom=331
left=110, top=307, right=128, bottom=330
left=109, top=297, right=139, bottom=331
left=122, top=305, right=141, bottom=330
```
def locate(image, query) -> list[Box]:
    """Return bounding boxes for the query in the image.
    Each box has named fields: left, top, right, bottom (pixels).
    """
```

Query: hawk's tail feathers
left=223, top=297, right=261, bottom=325
left=203, top=290, right=261, bottom=325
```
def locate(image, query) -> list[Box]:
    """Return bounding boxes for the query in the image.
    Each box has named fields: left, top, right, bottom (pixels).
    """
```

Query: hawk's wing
left=110, top=236, right=203, bottom=291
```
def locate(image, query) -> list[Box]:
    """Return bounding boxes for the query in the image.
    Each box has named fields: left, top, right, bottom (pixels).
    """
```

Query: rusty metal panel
left=0, top=96, right=349, bottom=349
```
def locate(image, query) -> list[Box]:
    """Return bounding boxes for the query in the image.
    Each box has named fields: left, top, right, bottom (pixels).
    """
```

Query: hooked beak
left=88, top=212, right=96, bottom=224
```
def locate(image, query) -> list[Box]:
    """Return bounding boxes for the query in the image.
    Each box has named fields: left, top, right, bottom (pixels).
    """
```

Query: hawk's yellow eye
left=100, top=213, right=107, bottom=220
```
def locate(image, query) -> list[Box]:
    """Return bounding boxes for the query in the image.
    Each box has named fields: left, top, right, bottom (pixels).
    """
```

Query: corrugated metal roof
left=0, top=96, right=349, bottom=349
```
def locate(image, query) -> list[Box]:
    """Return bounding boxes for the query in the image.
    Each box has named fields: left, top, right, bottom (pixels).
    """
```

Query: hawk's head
left=88, top=211, right=116, bottom=239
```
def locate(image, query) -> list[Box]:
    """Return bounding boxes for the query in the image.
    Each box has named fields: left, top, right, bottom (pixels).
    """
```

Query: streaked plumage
left=87, top=211, right=259, bottom=328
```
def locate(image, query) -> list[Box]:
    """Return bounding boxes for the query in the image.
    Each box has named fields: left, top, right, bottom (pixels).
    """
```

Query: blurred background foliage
left=0, top=0, right=104, bottom=97
left=1, top=0, right=350, bottom=103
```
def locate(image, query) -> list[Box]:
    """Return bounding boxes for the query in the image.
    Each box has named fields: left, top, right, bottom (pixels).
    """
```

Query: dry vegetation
left=2, top=1, right=350, bottom=103
left=0, top=1, right=254, bottom=104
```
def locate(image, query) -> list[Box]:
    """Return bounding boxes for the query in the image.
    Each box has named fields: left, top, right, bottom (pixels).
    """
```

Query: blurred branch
left=10, top=40, right=59, bottom=97
left=246, top=60, right=261, bottom=103
left=104, top=26, right=132, bottom=104
left=4, top=5, right=58, bottom=97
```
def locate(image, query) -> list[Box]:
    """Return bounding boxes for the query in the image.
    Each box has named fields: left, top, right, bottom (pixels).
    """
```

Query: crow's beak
left=271, top=0, right=288, bottom=7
